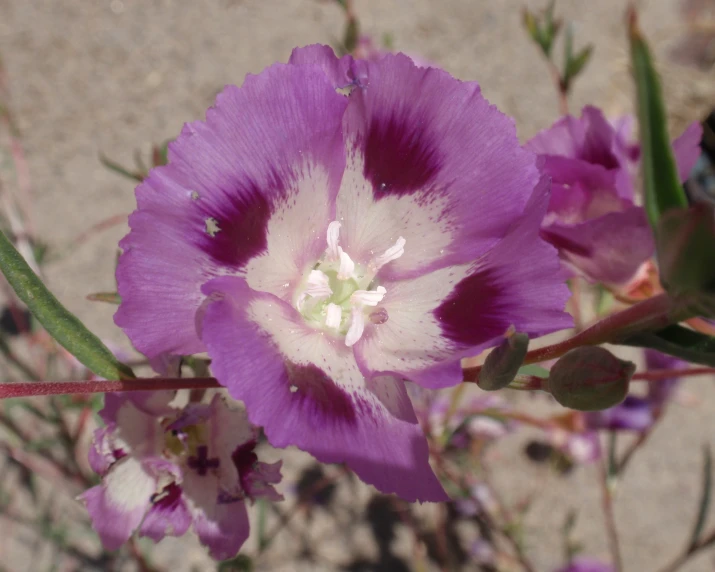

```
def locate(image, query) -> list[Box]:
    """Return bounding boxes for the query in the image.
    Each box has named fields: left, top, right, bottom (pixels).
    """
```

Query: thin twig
left=599, top=459, right=623, bottom=572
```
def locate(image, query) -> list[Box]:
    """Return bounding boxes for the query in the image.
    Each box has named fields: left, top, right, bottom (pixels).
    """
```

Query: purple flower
left=554, top=558, right=615, bottom=572
left=79, top=392, right=282, bottom=560
left=411, top=389, right=512, bottom=447
left=527, top=106, right=702, bottom=286
left=550, top=428, right=601, bottom=464
left=584, top=395, right=654, bottom=432
left=644, top=349, right=687, bottom=410
left=115, top=45, right=572, bottom=502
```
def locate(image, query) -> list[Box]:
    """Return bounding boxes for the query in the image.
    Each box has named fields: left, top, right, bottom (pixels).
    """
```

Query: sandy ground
left=0, top=0, right=715, bottom=570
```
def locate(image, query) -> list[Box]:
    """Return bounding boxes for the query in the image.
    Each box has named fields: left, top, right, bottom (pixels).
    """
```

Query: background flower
left=528, top=106, right=702, bottom=286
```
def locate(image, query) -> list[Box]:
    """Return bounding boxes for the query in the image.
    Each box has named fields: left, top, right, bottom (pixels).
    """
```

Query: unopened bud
left=478, top=331, right=529, bottom=391
left=547, top=347, right=635, bottom=411
left=656, top=203, right=715, bottom=303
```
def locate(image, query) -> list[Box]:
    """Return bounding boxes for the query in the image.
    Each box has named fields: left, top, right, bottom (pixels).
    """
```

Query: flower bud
left=656, top=203, right=715, bottom=306
left=478, top=331, right=529, bottom=391
left=547, top=347, right=635, bottom=411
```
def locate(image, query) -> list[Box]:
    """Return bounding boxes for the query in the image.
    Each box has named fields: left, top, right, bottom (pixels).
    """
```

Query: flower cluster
left=528, top=106, right=702, bottom=287
left=113, top=44, right=572, bottom=504
left=81, top=392, right=281, bottom=560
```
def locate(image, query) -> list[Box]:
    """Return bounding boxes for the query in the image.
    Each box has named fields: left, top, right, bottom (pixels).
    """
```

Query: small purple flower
left=551, top=428, right=601, bottom=465
left=527, top=106, right=702, bottom=286
left=554, top=558, right=615, bottom=572
left=584, top=395, right=654, bottom=432
left=412, top=390, right=512, bottom=448
left=115, top=45, right=572, bottom=502
left=645, top=349, right=687, bottom=411
left=79, top=392, right=282, bottom=560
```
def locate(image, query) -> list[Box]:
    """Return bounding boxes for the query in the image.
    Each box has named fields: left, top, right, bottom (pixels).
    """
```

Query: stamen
left=337, top=249, right=355, bottom=280
left=304, top=270, right=332, bottom=299
left=373, top=236, right=406, bottom=270
left=326, top=221, right=341, bottom=261
left=325, top=303, right=342, bottom=329
left=345, top=307, right=365, bottom=347
left=351, top=286, right=386, bottom=307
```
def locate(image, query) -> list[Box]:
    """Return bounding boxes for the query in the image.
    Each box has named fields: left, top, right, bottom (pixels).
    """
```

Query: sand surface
left=1, top=0, right=715, bottom=570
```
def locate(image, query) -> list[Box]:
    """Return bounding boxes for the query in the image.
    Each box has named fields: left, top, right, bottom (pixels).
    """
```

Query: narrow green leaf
left=564, top=45, right=593, bottom=88
left=619, top=325, right=715, bottom=366
left=688, top=446, right=712, bottom=551
left=0, top=229, right=134, bottom=380
left=86, top=292, right=121, bottom=305
left=98, top=153, right=144, bottom=182
left=343, top=16, right=360, bottom=54
left=629, top=10, right=687, bottom=228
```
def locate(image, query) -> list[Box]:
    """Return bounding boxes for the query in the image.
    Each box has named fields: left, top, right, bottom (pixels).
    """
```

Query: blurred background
left=0, top=0, right=714, bottom=570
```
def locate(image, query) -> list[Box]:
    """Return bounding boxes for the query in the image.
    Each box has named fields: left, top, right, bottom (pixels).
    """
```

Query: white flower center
left=295, top=221, right=405, bottom=347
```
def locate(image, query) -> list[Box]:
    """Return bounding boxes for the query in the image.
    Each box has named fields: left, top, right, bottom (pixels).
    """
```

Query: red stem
left=0, top=377, right=221, bottom=398
left=631, top=367, right=715, bottom=382
left=1, top=366, right=712, bottom=401
left=465, top=293, right=676, bottom=381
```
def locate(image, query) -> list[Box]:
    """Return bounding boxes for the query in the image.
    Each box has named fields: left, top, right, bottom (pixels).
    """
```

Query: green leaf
left=689, top=446, right=712, bottom=551
left=629, top=10, right=687, bottom=229
left=620, top=324, right=715, bottom=366
left=98, top=152, right=144, bottom=182
left=343, top=16, right=360, bottom=54
left=0, top=228, right=134, bottom=380
left=218, top=554, right=253, bottom=571
left=564, top=43, right=593, bottom=89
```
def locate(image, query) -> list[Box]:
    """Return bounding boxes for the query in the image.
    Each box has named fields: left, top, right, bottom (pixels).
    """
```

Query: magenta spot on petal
left=193, top=177, right=278, bottom=269
left=151, top=482, right=182, bottom=509
left=363, top=115, right=440, bottom=197
left=434, top=269, right=510, bottom=346
left=286, top=362, right=357, bottom=424
left=232, top=440, right=258, bottom=492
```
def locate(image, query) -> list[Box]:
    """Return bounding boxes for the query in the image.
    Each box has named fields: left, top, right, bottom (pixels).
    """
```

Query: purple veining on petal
left=286, top=362, right=358, bottom=424
left=434, top=270, right=508, bottom=346
left=232, top=439, right=258, bottom=493
left=363, top=114, right=441, bottom=197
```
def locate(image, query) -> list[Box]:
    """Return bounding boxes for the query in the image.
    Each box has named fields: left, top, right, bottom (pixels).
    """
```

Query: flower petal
left=335, top=53, right=541, bottom=278
left=540, top=206, right=654, bottom=286
left=100, top=392, right=167, bottom=458
left=355, top=178, right=572, bottom=388
left=116, top=60, right=347, bottom=357
left=201, top=276, right=447, bottom=502
left=183, top=469, right=250, bottom=561
left=139, top=483, right=192, bottom=542
left=672, top=121, right=703, bottom=182
left=79, top=456, right=156, bottom=551
left=206, top=395, right=255, bottom=495
left=288, top=44, right=363, bottom=89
